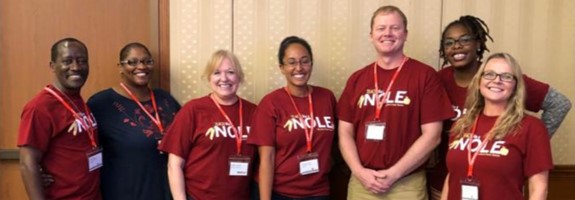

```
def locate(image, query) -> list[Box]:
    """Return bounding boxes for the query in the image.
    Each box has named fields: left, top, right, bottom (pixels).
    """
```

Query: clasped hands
left=354, top=167, right=401, bottom=194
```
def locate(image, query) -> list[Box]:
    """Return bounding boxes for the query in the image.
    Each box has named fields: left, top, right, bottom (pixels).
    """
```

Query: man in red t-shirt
left=337, top=6, right=454, bottom=200
left=18, top=38, right=101, bottom=200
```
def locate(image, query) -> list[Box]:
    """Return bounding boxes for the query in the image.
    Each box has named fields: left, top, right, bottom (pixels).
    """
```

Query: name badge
left=365, top=121, right=386, bottom=141
left=87, top=147, right=103, bottom=172
left=229, top=155, right=250, bottom=176
left=298, top=152, right=319, bottom=175
left=460, top=178, right=480, bottom=200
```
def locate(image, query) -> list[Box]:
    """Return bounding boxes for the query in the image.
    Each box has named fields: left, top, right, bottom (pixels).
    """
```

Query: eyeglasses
left=120, top=59, right=154, bottom=66
left=481, top=71, right=516, bottom=82
left=442, top=35, right=475, bottom=48
left=284, top=59, right=312, bottom=68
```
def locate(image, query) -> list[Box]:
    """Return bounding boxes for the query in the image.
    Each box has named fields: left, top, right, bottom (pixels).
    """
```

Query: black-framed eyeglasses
left=442, top=35, right=475, bottom=48
left=120, top=59, right=154, bottom=66
left=481, top=71, right=516, bottom=82
left=284, top=59, right=312, bottom=68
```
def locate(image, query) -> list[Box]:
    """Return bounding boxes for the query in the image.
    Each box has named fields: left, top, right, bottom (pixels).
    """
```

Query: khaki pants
left=347, top=170, right=427, bottom=200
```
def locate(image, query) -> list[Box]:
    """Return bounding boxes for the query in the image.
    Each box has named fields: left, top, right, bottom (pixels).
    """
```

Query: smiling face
left=442, top=24, right=480, bottom=69
left=50, top=41, right=89, bottom=93
left=370, top=11, right=408, bottom=57
left=280, top=43, right=313, bottom=90
left=209, top=57, right=240, bottom=103
left=120, top=46, right=154, bottom=87
left=480, top=58, right=517, bottom=107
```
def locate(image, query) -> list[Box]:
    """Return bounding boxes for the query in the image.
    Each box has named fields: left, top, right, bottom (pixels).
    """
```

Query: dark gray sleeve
left=540, top=87, right=572, bottom=137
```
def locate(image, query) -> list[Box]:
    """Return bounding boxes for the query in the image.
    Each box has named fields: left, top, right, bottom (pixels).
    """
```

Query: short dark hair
left=119, top=42, right=152, bottom=61
left=277, top=36, right=313, bottom=65
left=50, top=37, right=88, bottom=62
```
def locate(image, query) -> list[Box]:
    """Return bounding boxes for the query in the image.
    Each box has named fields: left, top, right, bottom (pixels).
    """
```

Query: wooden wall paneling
left=0, top=0, right=159, bottom=148
left=159, top=0, right=171, bottom=91
left=526, top=165, right=575, bottom=199
left=548, top=165, right=575, bottom=200
left=0, top=0, right=165, bottom=199
left=0, top=161, right=26, bottom=200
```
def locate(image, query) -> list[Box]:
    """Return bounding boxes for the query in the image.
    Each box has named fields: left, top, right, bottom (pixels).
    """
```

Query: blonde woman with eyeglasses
left=441, top=53, right=552, bottom=200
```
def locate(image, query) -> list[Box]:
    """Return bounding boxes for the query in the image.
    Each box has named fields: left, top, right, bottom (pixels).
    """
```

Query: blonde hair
left=201, top=50, right=244, bottom=83
left=370, top=5, right=408, bottom=33
left=451, top=53, right=526, bottom=140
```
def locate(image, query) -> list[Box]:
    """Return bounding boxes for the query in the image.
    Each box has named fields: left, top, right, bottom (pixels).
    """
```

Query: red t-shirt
left=247, top=86, right=336, bottom=198
left=337, top=58, right=454, bottom=170
left=429, top=66, right=551, bottom=190
left=159, top=95, right=257, bottom=200
left=17, top=85, right=101, bottom=200
left=446, top=114, right=553, bottom=200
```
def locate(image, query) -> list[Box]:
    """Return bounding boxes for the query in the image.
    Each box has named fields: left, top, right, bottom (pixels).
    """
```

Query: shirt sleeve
left=420, top=69, right=455, bottom=124
left=159, top=104, right=194, bottom=158
left=247, top=96, right=277, bottom=147
left=523, top=74, right=550, bottom=112
left=540, top=87, right=572, bottom=136
left=337, top=73, right=357, bottom=123
left=523, top=117, right=553, bottom=178
left=17, top=107, right=53, bottom=152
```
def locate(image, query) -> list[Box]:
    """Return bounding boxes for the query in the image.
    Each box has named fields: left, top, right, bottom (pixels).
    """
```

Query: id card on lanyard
left=365, top=56, right=408, bottom=142
left=44, top=86, right=102, bottom=171
left=461, top=116, right=490, bottom=200
left=460, top=178, right=480, bottom=200
left=229, top=154, right=250, bottom=176
left=284, top=87, right=320, bottom=175
left=365, top=121, right=386, bottom=140
left=87, top=148, right=103, bottom=172
left=209, top=94, right=252, bottom=177
left=298, top=152, right=319, bottom=175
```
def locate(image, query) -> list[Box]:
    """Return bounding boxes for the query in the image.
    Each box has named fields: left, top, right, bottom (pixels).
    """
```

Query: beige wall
left=441, top=0, right=575, bottom=165
left=170, top=0, right=575, bottom=164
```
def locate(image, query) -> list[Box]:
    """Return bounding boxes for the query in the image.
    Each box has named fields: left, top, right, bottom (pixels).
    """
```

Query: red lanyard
left=284, top=87, right=315, bottom=153
left=120, top=83, right=165, bottom=134
left=44, top=86, right=97, bottom=148
left=210, top=94, right=244, bottom=155
left=373, top=56, right=408, bottom=121
left=466, top=116, right=490, bottom=178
